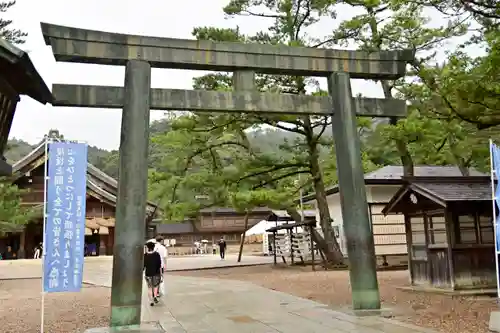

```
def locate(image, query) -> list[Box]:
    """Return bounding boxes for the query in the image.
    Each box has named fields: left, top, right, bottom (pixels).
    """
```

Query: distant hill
left=5, top=137, right=117, bottom=174
left=5, top=138, right=34, bottom=163
left=4, top=119, right=315, bottom=177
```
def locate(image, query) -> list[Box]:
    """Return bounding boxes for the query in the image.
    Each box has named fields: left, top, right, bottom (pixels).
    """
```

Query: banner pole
left=40, top=138, right=49, bottom=333
left=489, top=139, right=500, bottom=300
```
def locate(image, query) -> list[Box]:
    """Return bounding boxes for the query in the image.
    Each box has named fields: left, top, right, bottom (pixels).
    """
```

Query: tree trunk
left=308, top=149, right=344, bottom=263
left=382, top=82, right=415, bottom=177
left=237, top=211, right=250, bottom=262
left=458, top=164, right=470, bottom=176
left=302, top=117, right=344, bottom=264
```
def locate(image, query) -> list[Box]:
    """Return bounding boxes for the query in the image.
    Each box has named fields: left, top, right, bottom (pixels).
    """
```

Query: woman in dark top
left=144, top=241, right=162, bottom=306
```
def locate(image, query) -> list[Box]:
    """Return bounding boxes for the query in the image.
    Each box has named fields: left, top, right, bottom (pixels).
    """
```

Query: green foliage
left=5, top=138, right=33, bottom=163
left=4, top=0, right=498, bottom=243
left=410, top=32, right=500, bottom=129
left=0, top=1, right=27, bottom=44
left=0, top=177, right=36, bottom=234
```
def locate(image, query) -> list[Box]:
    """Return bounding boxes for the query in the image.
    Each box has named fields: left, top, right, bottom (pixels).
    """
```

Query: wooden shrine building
left=153, top=207, right=272, bottom=245
left=0, top=134, right=157, bottom=258
left=383, top=176, right=495, bottom=291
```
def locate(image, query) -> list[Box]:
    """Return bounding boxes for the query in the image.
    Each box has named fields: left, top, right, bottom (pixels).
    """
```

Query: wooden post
left=445, top=209, right=456, bottom=290
left=310, top=225, right=315, bottom=271
left=404, top=215, right=414, bottom=285
left=18, top=230, right=26, bottom=259
left=423, top=214, right=432, bottom=286
left=273, top=231, right=277, bottom=265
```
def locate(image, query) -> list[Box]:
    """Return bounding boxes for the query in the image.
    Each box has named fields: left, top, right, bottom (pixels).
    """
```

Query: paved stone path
left=83, top=273, right=437, bottom=333
left=0, top=255, right=273, bottom=280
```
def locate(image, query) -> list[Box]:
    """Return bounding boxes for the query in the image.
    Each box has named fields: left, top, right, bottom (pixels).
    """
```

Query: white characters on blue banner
left=44, top=143, right=88, bottom=293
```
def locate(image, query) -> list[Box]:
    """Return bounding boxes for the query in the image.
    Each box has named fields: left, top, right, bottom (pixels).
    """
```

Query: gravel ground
left=172, top=265, right=497, bottom=333
left=1, top=268, right=495, bottom=333
left=0, top=279, right=109, bottom=333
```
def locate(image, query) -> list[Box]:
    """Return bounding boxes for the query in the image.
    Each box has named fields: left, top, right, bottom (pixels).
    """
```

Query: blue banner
left=43, top=142, right=88, bottom=293
left=492, top=143, right=500, bottom=253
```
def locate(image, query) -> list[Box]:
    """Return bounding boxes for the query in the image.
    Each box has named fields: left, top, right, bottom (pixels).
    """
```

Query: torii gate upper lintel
left=40, top=22, right=414, bottom=327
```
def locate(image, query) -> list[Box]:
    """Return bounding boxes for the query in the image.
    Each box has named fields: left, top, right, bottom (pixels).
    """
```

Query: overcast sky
left=7, top=0, right=463, bottom=150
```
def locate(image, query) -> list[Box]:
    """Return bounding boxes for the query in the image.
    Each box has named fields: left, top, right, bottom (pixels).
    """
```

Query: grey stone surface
left=122, top=275, right=439, bottom=333
left=328, top=72, right=380, bottom=310
left=84, top=321, right=164, bottom=333
left=110, top=59, right=151, bottom=327
left=490, top=311, right=500, bottom=332
left=51, top=84, right=407, bottom=117
left=41, top=23, right=413, bottom=80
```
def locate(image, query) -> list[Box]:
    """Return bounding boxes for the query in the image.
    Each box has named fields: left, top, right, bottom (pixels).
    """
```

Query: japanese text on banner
left=43, top=142, right=88, bottom=293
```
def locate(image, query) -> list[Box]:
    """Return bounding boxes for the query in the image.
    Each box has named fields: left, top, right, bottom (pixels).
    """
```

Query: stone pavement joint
left=127, top=275, right=439, bottom=333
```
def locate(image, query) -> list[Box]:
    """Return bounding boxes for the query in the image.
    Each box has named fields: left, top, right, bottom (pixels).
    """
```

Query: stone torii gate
left=41, top=22, right=413, bottom=328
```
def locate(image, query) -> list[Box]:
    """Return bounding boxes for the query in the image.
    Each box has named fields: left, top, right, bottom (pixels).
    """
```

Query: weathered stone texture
left=329, top=72, right=381, bottom=310
left=110, top=60, right=151, bottom=327
left=41, top=23, right=413, bottom=80
left=51, top=84, right=407, bottom=117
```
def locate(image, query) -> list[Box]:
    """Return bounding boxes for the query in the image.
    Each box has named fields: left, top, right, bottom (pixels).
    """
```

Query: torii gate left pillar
left=110, top=60, right=151, bottom=326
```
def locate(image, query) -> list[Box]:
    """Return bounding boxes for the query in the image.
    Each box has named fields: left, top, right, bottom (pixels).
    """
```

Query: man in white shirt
left=154, top=236, right=168, bottom=296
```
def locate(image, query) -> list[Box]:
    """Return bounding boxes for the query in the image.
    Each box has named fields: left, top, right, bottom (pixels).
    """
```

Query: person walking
left=144, top=241, right=162, bottom=306
left=154, top=236, right=168, bottom=297
left=33, top=242, right=43, bottom=259
left=218, top=237, right=227, bottom=260
left=3, top=246, right=15, bottom=260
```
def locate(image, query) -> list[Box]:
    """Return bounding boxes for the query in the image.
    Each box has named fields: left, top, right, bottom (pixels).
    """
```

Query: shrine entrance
left=41, top=22, right=413, bottom=326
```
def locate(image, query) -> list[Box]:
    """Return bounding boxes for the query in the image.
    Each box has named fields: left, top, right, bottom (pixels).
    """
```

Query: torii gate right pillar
left=329, top=73, right=380, bottom=309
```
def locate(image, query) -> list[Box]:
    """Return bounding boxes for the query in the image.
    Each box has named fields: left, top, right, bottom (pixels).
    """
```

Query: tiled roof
left=11, top=139, right=157, bottom=211
left=412, top=181, right=491, bottom=202
left=302, top=165, right=487, bottom=202
left=270, top=210, right=316, bottom=218
left=199, top=207, right=272, bottom=214
left=0, top=38, right=52, bottom=104
left=383, top=176, right=492, bottom=215
left=365, top=165, right=486, bottom=180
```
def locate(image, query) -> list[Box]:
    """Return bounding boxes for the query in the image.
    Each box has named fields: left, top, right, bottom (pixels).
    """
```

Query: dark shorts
left=145, top=275, right=162, bottom=288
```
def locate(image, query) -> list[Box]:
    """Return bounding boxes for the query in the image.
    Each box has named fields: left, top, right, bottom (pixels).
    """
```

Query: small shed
left=0, top=38, right=51, bottom=175
left=383, top=176, right=495, bottom=291
left=266, top=219, right=318, bottom=269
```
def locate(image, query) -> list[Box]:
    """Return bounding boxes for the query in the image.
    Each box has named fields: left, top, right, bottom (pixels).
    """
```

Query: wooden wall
left=163, top=231, right=244, bottom=245
left=450, top=212, right=496, bottom=289
left=406, top=206, right=496, bottom=290
left=452, top=246, right=495, bottom=288
left=8, top=166, right=118, bottom=257
left=370, top=204, right=407, bottom=256
left=196, top=212, right=268, bottom=233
